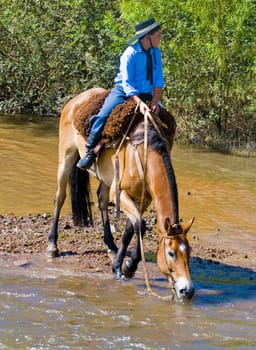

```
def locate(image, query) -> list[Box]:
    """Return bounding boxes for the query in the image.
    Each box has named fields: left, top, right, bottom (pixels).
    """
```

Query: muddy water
left=0, top=115, right=256, bottom=349
left=0, top=257, right=255, bottom=349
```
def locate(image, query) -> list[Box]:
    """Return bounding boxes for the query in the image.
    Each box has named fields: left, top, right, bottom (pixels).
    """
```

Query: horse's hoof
left=107, top=249, right=117, bottom=263
left=122, top=259, right=136, bottom=279
left=113, top=267, right=126, bottom=281
left=114, top=273, right=127, bottom=281
left=46, top=244, right=59, bottom=258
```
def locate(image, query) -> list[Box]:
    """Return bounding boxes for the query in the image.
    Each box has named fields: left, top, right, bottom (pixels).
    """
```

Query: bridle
left=159, top=230, right=188, bottom=289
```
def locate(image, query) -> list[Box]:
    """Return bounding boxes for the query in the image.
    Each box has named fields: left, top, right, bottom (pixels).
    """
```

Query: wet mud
left=1, top=209, right=255, bottom=275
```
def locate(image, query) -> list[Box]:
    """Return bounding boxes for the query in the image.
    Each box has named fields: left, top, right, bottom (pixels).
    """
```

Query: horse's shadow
left=190, top=257, right=256, bottom=305
left=148, top=256, right=255, bottom=304
left=58, top=249, right=255, bottom=304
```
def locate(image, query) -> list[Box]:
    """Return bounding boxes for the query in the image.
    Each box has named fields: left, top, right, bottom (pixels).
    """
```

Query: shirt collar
left=132, top=41, right=152, bottom=53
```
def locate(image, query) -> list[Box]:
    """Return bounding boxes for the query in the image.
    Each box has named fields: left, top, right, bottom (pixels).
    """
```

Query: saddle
left=73, top=90, right=176, bottom=145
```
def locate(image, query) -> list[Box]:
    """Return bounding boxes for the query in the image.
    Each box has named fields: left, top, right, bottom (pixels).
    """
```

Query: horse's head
left=157, top=217, right=195, bottom=300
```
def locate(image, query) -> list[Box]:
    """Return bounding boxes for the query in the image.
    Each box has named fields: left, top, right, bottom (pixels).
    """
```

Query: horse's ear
left=181, top=217, right=195, bottom=234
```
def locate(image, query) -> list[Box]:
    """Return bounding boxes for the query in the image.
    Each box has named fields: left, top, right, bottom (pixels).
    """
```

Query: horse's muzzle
left=174, top=277, right=195, bottom=300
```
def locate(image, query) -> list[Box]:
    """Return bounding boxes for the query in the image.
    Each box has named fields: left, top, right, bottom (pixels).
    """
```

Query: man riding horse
left=77, top=18, right=164, bottom=170
left=48, top=18, right=195, bottom=298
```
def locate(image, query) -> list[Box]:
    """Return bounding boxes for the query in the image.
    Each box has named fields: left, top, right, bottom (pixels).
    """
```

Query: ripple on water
left=0, top=257, right=255, bottom=349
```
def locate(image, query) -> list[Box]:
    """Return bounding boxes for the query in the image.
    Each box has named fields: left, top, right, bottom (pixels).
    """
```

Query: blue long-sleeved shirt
left=114, top=41, right=164, bottom=97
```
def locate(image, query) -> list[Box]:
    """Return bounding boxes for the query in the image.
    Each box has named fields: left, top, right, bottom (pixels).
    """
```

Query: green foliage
left=0, top=0, right=255, bottom=151
left=0, top=0, right=121, bottom=114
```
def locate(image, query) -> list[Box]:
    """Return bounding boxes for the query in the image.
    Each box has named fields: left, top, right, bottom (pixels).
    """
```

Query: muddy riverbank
left=1, top=210, right=255, bottom=275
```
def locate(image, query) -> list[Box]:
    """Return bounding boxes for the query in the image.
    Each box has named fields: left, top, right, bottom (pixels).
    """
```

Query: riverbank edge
left=0, top=212, right=255, bottom=275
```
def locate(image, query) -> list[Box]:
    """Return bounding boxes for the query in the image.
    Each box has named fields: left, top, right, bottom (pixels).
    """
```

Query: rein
left=137, top=110, right=176, bottom=300
left=114, top=105, right=139, bottom=218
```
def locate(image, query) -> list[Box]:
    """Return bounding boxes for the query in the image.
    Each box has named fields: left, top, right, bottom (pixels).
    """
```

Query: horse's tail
left=69, top=159, right=93, bottom=226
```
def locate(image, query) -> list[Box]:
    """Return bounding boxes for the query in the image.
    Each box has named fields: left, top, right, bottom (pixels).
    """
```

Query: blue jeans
left=89, top=85, right=127, bottom=136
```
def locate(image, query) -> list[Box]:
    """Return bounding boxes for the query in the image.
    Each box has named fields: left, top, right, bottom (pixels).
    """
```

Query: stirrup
left=76, top=150, right=96, bottom=171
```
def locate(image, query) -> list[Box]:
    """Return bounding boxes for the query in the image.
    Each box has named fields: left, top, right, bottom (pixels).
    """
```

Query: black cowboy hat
left=128, top=18, right=163, bottom=45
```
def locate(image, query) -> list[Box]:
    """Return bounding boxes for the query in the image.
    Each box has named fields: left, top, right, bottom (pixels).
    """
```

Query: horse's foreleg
left=112, top=219, right=134, bottom=280
left=47, top=152, right=78, bottom=257
left=97, top=182, right=118, bottom=255
left=123, top=195, right=151, bottom=277
left=111, top=189, right=141, bottom=279
left=122, top=218, right=147, bottom=278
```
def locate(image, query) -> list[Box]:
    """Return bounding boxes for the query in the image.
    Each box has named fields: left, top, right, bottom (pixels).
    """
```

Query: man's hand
left=151, top=87, right=162, bottom=114
left=150, top=101, right=160, bottom=114
left=139, top=100, right=151, bottom=115
left=132, top=94, right=159, bottom=115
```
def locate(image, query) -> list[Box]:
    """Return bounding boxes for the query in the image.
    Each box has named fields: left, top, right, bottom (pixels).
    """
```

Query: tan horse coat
left=48, top=87, right=195, bottom=299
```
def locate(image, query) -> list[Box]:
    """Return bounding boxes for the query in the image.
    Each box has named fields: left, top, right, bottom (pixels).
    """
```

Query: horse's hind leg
left=47, top=150, right=78, bottom=257
left=97, top=182, right=118, bottom=257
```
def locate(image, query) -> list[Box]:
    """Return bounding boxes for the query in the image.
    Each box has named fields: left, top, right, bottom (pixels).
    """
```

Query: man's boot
left=76, top=133, right=101, bottom=171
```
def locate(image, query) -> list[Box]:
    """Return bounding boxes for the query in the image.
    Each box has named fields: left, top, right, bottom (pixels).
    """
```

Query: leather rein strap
left=114, top=105, right=139, bottom=218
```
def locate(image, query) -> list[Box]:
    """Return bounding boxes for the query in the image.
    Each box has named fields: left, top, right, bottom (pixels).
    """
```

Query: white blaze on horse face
left=179, top=242, right=186, bottom=254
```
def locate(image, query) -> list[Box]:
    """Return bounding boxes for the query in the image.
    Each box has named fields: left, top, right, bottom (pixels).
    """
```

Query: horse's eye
left=168, top=250, right=175, bottom=258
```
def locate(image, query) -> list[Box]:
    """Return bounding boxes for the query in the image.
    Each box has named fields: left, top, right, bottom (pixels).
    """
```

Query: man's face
left=149, top=29, right=162, bottom=48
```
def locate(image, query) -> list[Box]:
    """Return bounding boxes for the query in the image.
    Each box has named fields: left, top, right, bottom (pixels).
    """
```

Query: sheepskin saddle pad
left=73, top=90, right=176, bottom=145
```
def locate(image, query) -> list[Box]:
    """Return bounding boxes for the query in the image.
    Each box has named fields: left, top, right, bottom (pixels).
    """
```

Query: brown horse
left=47, top=87, right=195, bottom=299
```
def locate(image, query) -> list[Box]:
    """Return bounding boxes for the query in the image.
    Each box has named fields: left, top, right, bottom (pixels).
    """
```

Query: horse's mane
left=148, top=125, right=179, bottom=224
left=127, top=120, right=179, bottom=224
